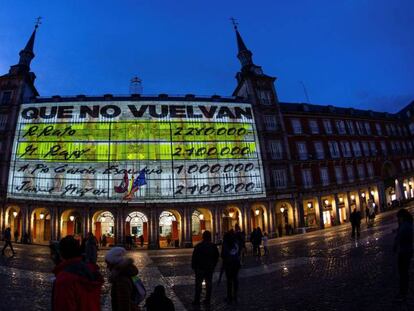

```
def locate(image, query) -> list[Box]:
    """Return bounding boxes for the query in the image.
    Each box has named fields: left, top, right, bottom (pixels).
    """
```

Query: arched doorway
left=61, top=209, right=83, bottom=240
left=191, top=208, right=213, bottom=244
left=303, top=199, right=318, bottom=228
left=31, top=208, right=51, bottom=244
left=159, top=210, right=181, bottom=248
left=5, top=206, right=22, bottom=242
left=125, top=211, right=148, bottom=247
left=382, top=161, right=397, bottom=204
left=275, top=202, right=294, bottom=236
left=250, top=204, right=267, bottom=232
left=93, top=211, right=115, bottom=246
left=222, top=206, right=242, bottom=233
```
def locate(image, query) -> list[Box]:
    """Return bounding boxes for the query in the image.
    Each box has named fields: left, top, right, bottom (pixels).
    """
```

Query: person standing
left=350, top=208, right=361, bottom=238
left=105, top=247, right=140, bottom=311
left=145, top=285, right=175, bottom=311
left=393, top=208, right=413, bottom=301
left=250, top=228, right=257, bottom=256
left=191, top=230, right=219, bottom=306
left=255, top=227, right=263, bottom=258
left=1, top=228, right=15, bottom=256
left=85, top=232, right=98, bottom=264
left=222, top=230, right=241, bottom=305
left=139, top=235, right=144, bottom=248
left=52, top=235, right=103, bottom=311
left=14, top=229, right=19, bottom=243
left=234, top=224, right=246, bottom=264
left=101, top=234, right=107, bottom=247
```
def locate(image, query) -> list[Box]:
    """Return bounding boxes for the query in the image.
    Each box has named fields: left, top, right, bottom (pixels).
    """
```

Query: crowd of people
left=0, top=207, right=412, bottom=308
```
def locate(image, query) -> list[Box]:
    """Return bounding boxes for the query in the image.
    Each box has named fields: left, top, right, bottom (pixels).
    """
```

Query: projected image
left=8, top=101, right=265, bottom=203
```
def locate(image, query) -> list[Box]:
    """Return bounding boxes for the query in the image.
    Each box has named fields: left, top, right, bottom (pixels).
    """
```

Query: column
left=215, top=207, right=222, bottom=242
left=344, top=192, right=350, bottom=221
left=114, top=208, right=122, bottom=245
left=22, top=206, right=29, bottom=238
left=148, top=208, right=159, bottom=249
left=334, top=193, right=341, bottom=225
left=0, top=205, right=4, bottom=234
left=242, top=203, right=251, bottom=235
left=376, top=182, right=386, bottom=212
left=82, top=208, right=88, bottom=238
left=57, top=208, right=62, bottom=240
left=183, top=206, right=193, bottom=248
left=358, top=190, right=366, bottom=218
left=267, top=201, right=274, bottom=237
left=295, top=196, right=305, bottom=227
left=50, top=208, right=56, bottom=241
left=395, top=178, right=404, bottom=201
left=119, top=207, right=125, bottom=244
left=316, top=196, right=324, bottom=229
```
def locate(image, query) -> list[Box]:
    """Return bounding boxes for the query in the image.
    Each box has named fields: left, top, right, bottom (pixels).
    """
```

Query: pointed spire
left=22, top=26, right=37, bottom=54
left=230, top=18, right=254, bottom=69
left=10, top=18, right=41, bottom=75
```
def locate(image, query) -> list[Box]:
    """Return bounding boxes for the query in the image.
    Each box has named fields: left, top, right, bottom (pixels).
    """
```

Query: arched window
left=159, top=211, right=176, bottom=237
left=97, top=211, right=115, bottom=236
left=126, top=212, right=148, bottom=237
left=192, top=210, right=201, bottom=235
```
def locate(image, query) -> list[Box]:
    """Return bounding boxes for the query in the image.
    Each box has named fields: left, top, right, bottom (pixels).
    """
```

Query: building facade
left=1, top=26, right=413, bottom=248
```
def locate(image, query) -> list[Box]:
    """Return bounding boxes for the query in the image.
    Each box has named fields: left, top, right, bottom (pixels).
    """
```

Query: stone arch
left=275, top=201, right=294, bottom=236
left=92, top=210, right=115, bottom=246
left=5, top=205, right=22, bottom=241
left=60, top=209, right=83, bottom=240
left=222, top=205, right=242, bottom=233
left=191, top=207, right=213, bottom=244
left=250, top=203, right=268, bottom=233
left=125, top=211, right=149, bottom=247
left=31, top=207, right=51, bottom=244
left=159, top=209, right=182, bottom=248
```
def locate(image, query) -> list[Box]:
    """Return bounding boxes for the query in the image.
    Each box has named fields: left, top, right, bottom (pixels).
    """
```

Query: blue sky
left=0, top=0, right=413, bottom=112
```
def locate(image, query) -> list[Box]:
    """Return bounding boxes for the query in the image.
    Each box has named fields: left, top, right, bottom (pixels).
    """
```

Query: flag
left=114, top=171, right=129, bottom=193
left=123, top=169, right=146, bottom=200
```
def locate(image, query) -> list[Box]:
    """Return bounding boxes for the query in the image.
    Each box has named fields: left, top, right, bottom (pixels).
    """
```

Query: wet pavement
left=1, top=206, right=414, bottom=311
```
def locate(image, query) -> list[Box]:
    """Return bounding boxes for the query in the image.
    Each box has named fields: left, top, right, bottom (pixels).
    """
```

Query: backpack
left=131, top=275, right=146, bottom=304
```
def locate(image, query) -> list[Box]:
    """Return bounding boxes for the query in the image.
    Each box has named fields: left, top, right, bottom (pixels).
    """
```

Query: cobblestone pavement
left=1, top=206, right=414, bottom=311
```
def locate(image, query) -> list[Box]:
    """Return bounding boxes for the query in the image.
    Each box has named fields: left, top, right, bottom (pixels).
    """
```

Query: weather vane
left=230, top=17, right=238, bottom=30
left=35, top=16, right=42, bottom=29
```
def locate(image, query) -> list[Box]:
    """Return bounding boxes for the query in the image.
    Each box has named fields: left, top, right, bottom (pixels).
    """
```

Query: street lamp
left=255, top=208, right=260, bottom=216
left=370, top=190, right=375, bottom=196
left=350, top=194, right=355, bottom=201
left=40, top=213, right=45, bottom=220
left=12, top=211, right=18, bottom=218
left=69, top=215, right=75, bottom=222
left=199, top=214, right=204, bottom=220
left=307, top=202, right=313, bottom=209
left=339, top=197, right=344, bottom=203
left=280, top=207, right=285, bottom=214
left=324, top=199, right=329, bottom=206
left=361, top=192, right=365, bottom=198
left=229, top=211, right=234, bottom=218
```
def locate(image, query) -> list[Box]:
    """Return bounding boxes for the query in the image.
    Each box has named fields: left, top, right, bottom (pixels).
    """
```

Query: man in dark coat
left=191, top=230, right=219, bottom=306
left=1, top=228, right=15, bottom=256
left=393, top=208, right=413, bottom=301
left=350, top=208, right=361, bottom=238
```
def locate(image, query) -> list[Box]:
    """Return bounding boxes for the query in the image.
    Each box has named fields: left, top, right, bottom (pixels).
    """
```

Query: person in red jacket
left=52, top=235, right=104, bottom=311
